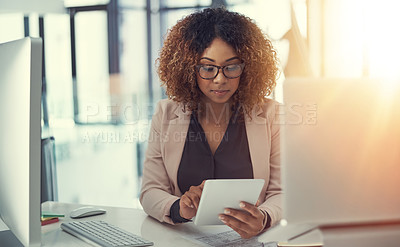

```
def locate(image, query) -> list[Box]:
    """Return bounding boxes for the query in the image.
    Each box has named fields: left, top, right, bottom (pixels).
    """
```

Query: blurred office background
left=0, top=0, right=399, bottom=208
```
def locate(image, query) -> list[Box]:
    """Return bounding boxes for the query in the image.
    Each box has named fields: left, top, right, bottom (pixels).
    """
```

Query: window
left=75, top=11, right=110, bottom=123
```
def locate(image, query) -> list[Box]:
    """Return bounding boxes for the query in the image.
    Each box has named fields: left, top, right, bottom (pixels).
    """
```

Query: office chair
left=41, top=136, right=58, bottom=203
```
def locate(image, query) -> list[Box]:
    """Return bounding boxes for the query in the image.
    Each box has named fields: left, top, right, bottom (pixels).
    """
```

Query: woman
left=140, top=7, right=281, bottom=239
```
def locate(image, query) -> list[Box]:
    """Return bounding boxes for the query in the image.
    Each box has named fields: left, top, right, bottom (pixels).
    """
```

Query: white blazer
left=140, top=98, right=282, bottom=226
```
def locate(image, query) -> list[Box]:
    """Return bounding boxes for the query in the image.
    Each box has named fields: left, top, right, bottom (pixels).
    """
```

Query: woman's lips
left=211, top=90, right=229, bottom=96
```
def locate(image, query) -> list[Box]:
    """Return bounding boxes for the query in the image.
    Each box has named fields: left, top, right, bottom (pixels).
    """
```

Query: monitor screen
left=281, top=78, right=400, bottom=226
left=0, top=37, right=42, bottom=246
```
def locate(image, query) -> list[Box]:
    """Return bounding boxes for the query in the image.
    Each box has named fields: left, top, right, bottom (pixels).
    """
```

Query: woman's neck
left=199, top=99, right=232, bottom=126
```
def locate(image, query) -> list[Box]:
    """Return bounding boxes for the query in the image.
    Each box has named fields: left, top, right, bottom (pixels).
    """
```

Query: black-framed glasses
left=195, top=63, right=245, bottom=80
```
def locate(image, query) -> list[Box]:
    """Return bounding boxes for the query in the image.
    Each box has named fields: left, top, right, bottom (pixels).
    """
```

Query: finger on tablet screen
left=199, top=180, right=206, bottom=190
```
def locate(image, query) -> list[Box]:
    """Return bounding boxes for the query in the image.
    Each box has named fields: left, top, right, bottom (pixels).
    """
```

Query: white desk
left=41, top=201, right=247, bottom=247
left=42, top=202, right=400, bottom=247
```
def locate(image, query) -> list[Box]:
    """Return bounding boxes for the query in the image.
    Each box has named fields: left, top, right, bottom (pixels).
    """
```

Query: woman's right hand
left=179, top=180, right=206, bottom=220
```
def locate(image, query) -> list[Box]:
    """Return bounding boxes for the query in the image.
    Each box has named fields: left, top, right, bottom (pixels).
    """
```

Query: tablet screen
left=193, top=179, right=265, bottom=226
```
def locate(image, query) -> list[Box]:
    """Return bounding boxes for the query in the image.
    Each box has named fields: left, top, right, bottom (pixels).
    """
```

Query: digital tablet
left=193, top=179, right=265, bottom=226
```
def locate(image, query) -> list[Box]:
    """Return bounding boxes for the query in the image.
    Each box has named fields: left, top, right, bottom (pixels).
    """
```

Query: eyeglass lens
left=198, top=64, right=243, bottom=79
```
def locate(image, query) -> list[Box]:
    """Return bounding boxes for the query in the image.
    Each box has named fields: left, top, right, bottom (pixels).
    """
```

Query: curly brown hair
left=157, top=7, right=279, bottom=116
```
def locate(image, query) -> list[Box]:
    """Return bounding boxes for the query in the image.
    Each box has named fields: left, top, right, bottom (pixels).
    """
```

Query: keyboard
left=61, top=220, right=153, bottom=247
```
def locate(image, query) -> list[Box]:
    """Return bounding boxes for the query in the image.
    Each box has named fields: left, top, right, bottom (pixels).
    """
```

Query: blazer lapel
left=245, top=106, right=269, bottom=180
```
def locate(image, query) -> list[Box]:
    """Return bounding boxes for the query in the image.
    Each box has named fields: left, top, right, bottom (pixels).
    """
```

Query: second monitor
left=0, top=37, right=43, bottom=247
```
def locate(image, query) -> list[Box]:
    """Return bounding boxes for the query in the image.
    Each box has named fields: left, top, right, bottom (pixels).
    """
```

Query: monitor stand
left=0, top=230, right=24, bottom=247
left=321, top=222, right=400, bottom=247
left=259, top=221, right=400, bottom=247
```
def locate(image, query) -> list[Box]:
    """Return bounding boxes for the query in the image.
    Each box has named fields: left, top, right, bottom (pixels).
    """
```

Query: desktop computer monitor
left=0, top=37, right=42, bottom=246
left=259, top=77, right=400, bottom=243
left=281, top=78, right=400, bottom=225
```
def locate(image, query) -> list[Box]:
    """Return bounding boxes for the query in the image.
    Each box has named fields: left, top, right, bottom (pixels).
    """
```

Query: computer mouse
left=70, top=206, right=106, bottom=219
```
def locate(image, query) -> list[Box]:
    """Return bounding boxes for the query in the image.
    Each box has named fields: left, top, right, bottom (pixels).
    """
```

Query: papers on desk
left=41, top=211, right=64, bottom=226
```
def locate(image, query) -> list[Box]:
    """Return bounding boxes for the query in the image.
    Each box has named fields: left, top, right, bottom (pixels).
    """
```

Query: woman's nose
left=213, top=68, right=227, bottom=84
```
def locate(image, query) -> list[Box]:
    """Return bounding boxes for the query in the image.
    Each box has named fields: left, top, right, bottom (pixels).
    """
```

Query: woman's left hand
left=218, top=201, right=265, bottom=239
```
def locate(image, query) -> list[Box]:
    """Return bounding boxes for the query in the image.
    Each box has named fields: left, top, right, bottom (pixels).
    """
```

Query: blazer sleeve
left=258, top=101, right=282, bottom=227
left=139, top=101, right=179, bottom=224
